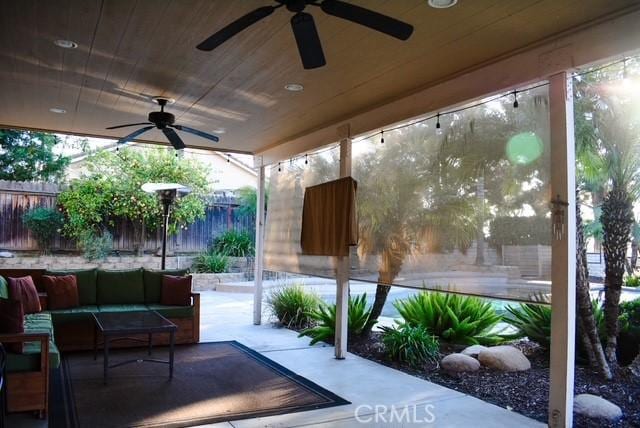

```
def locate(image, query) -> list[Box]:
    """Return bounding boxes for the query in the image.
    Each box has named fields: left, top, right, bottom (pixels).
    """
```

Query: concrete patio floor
left=196, top=291, right=544, bottom=428
left=8, top=290, right=545, bottom=427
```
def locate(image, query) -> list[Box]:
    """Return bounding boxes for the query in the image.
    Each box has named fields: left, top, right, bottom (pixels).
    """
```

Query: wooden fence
left=0, top=180, right=254, bottom=253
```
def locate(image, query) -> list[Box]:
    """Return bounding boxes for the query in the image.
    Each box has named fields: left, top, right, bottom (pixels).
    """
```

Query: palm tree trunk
left=576, top=188, right=612, bottom=379
left=363, top=247, right=404, bottom=336
left=601, top=186, right=634, bottom=364
left=475, top=173, right=486, bottom=265
left=626, top=226, right=638, bottom=275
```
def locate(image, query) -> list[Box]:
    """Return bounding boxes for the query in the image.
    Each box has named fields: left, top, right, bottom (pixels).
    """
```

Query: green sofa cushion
left=0, top=275, right=8, bottom=299
left=143, top=269, right=188, bottom=304
left=97, top=268, right=144, bottom=304
left=98, top=304, right=148, bottom=313
left=49, top=305, right=99, bottom=324
left=6, top=313, right=60, bottom=372
left=46, top=268, right=97, bottom=305
left=146, top=304, right=194, bottom=319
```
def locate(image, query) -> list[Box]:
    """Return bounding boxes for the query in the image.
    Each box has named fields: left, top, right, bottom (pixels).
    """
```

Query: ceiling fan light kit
left=197, top=0, right=414, bottom=70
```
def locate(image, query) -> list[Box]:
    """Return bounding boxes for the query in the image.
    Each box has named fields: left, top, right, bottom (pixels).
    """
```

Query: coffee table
left=92, top=311, right=177, bottom=385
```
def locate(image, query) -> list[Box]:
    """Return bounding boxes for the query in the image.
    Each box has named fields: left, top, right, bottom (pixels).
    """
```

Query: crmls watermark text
left=355, top=404, right=436, bottom=424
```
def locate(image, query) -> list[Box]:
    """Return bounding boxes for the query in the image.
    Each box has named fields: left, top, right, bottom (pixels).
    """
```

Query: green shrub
left=212, top=230, right=254, bottom=257
left=624, top=275, right=640, bottom=288
left=192, top=253, right=228, bottom=273
left=299, top=294, right=375, bottom=345
left=79, top=230, right=113, bottom=261
left=381, top=324, right=440, bottom=369
left=488, top=216, right=551, bottom=247
left=22, top=207, right=63, bottom=254
left=266, top=285, right=321, bottom=328
left=618, top=298, right=640, bottom=364
left=505, top=299, right=605, bottom=351
left=504, top=303, right=552, bottom=348
left=394, top=292, right=503, bottom=345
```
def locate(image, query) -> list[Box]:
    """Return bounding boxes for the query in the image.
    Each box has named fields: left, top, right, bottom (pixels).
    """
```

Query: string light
left=273, top=53, right=640, bottom=168
left=305, top=154, right=309, bottom=165
left=278, top=162, right=281, bottom=172
left=227, top=153, right=231, bottom=163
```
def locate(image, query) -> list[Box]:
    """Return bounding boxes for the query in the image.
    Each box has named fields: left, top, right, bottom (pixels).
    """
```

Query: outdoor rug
left=50, top=341, right=349, bottom=428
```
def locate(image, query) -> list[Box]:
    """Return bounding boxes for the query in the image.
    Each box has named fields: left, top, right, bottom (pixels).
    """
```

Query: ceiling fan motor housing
left=148, top=111, right=175, bottom=128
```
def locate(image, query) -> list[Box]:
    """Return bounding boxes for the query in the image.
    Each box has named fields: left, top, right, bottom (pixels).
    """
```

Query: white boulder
left=461, top=344, right=488, bottom=358
left=574, top=394, right=622, bottom=422
left=441, top=353, right=480, bottom=372
left=478, top=346, right=531, bottom=371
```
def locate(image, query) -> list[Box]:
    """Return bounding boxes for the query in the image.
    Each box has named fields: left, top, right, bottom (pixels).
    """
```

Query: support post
left=548, top=72, right=577, bottom=428
left=335, top=131, right=352, bottom=359
left=253, top=161, right=266, bottom=325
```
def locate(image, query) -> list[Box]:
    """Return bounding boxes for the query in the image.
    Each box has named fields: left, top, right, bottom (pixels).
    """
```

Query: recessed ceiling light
left=53, top=39, right=78, bottom=49
left=49, top=108, right=66, bottom=114
left=428, top=0, right=458, bottom=8
left=212, top=128, right=226, bottom=134
left=284, top=83, right=304, bottom=92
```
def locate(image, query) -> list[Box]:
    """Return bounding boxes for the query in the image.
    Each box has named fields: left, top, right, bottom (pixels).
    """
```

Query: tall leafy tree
left=0, top=130, right=69, bottom=181
left=58, top=147, right=210, bottom=254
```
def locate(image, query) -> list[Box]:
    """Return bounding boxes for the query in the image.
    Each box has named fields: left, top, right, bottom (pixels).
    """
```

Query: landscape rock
left=478, top=346, right=531, bottom=371
left=441, top=353, right=480, bottom=372
left=574, top=394, right=622, bottom=422
left=461, top=344, right=488, bottom=358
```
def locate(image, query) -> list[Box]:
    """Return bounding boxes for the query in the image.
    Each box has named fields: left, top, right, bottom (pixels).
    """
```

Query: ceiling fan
left=106, top=98, right=220, bottom=150
left=196, top=0, right=413, bottom=69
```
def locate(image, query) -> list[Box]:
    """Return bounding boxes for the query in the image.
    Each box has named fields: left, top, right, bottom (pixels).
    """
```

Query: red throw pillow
left=0, top=298, right=24, bottom=353
left=7, top=276, right=41, bottom=314
left=161, top=275, right=192, bottom=306
left=42, top=275, right=79, bottom=310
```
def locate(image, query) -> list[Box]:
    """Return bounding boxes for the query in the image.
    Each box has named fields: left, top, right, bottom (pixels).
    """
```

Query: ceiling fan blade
left=172, top=125, right=219, bottom=142
left=116, top=126, right=154, bottom=145
left=291, top=12, right=326, bottom=70
left=197, top=6, right=276, bottom=51
left=162, top=127, right=186, bottom=150
left=320, top=0, right=413, bottom=40
left=106, top=122, right=151, bottom=130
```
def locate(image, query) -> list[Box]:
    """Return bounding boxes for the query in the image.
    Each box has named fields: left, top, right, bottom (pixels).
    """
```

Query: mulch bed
left=346, top=333, right=640, bottom=427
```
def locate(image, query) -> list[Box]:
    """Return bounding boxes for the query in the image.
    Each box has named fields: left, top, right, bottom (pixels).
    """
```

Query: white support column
left=335, top=130, right=352, bottom=359
left=253, top=161, right=266, bottom=325
left=548, top=72, right=577, bottom=428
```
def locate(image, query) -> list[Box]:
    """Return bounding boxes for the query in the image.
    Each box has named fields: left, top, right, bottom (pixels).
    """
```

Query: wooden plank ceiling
left=0, top=0, right=638, bottom=154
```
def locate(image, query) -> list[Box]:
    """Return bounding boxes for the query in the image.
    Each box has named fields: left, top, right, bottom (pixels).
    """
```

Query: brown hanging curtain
left=300, top=176, right=358, bottom=256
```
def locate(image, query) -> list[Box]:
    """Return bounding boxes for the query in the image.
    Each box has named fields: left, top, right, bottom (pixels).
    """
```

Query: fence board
left=0, top=181, right=254, bottom=253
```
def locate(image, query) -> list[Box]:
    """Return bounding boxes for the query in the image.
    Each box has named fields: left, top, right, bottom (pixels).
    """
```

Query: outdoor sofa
left=0, top=267, right=200, bottom=417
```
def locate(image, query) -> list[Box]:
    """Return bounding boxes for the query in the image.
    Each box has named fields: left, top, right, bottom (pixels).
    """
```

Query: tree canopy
left=58, top=147, right=210, bottom=252
left=0, top=130, right=69, bottom=182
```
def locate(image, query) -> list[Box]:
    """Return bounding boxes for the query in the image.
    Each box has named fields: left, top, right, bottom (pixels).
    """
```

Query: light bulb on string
left=278, top=162, right=281, bottom=172
left=227, top=154, right=230, bottom=163
left=305, top=154, right=309, bottom=165
left=381, top=130, right=385, bottom=144
left=436, top=113, right=443, bottom=136
left=512, top=90, right=519, bottom=108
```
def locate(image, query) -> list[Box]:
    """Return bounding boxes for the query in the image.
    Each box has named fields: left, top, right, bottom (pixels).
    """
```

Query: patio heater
left=141, top=183, right=191, bottom=270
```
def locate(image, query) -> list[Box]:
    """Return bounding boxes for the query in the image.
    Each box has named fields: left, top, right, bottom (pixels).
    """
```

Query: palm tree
left=574, top=64, right=640, bottom=364
left=356, top=126, right=477, bottom=334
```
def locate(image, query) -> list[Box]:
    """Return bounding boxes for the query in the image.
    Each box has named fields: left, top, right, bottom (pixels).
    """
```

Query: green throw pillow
left=97, top=268, right=145, bottom=304
left=143, top=268, right=188, bottom=304
left=46, top=269, right=98, bottom=306
left=0, top=275, right=8, bottom=299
